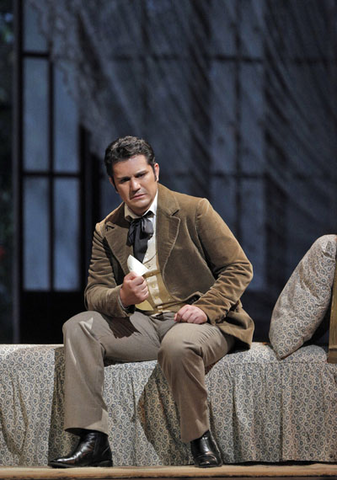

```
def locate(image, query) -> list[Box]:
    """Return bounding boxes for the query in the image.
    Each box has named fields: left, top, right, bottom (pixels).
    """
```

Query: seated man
left=49, top=135, right=254, bottom=469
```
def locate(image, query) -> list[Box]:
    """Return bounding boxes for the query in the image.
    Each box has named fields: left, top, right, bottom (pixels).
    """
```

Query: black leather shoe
left=48, top=431, right=112, bottom=468
left=191, top=430, right=223, bottom=468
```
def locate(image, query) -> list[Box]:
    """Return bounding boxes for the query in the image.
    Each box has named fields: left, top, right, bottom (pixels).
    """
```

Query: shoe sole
left=48, top=460, right=113, bottom=468
left=194, top=460, right=223, bottom=468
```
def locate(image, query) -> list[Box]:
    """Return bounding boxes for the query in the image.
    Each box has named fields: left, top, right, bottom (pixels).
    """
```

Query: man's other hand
left=120, top=272, right=149, bottom=307
left=174, top=305, right=207, bottom=324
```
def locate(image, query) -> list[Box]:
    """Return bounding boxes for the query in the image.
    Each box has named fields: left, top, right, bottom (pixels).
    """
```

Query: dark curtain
left=28, top=0, right=337, bottom=338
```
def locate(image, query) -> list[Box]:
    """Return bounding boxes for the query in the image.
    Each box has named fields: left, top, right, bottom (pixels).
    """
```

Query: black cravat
left=127, top=213, right=154, bottom=262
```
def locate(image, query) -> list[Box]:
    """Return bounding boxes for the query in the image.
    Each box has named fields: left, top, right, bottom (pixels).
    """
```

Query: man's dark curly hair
left=104, top=135, right=156, bottom=178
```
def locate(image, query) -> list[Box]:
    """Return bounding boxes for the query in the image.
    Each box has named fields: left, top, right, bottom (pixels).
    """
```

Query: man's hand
left=174, top=305, right=207, bottom=324
left=120, top=272, right=149, bottom=307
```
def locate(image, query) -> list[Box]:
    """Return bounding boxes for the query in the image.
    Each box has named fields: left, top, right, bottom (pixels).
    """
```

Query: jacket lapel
left=104, top=204, right=132, bottom=275
left=156, top=184, right=181, bottom=274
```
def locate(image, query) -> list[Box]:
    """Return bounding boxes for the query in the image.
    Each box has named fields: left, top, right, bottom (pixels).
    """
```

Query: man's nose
left=130, top=178, right=140, bottom=190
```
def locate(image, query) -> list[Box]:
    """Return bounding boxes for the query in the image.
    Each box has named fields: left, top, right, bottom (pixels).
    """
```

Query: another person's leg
left=49, top=310, right=161, bottom=468
left=158, top=322, right=234, bottom=467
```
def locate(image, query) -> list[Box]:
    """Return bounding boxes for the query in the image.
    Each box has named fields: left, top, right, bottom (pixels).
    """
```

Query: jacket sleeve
left=193, top=198, right=253, bottom=324
left=84, top=222, right=130, bottom=318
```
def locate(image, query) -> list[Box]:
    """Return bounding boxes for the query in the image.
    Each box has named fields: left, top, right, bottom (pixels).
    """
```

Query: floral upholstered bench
left=0, top=236, right=336, bottom=467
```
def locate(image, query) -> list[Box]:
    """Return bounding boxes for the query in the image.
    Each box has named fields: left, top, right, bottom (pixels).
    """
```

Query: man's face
left=111, top=155, right=159, bottom=216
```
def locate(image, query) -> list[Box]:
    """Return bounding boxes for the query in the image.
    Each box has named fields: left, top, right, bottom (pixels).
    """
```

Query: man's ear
left=154, top=163, right=160, bottom=182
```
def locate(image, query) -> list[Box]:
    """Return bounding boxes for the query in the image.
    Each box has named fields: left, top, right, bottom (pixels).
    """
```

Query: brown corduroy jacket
left=84, top=183, right=254, bottom=347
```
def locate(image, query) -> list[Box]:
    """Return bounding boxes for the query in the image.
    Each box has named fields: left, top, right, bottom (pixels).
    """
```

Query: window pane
left=210, top=0, right=236, bottom=56
left=24, top=178, right=50, bottom=290
left=54, top=179, right=80, bottom=290
left=210, top=61, right=236, bottom=175
left=23, top=1, right=48, bottom=52
left=54, top=68, right=79, bottom=172
left=147, top=59, right=191, bottom=176
left=210, top=176, right=237, bottom=234
left=147, top=0, right=191, bottom=56
left=241, top=63, right=265, bottom=174
left=23, top=58, right=49, bottom=171
left=241, top=179, right=266, bottom=291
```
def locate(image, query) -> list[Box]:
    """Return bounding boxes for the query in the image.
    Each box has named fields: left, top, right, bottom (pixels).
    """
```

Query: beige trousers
left=62, top=310, right=234, bottom=443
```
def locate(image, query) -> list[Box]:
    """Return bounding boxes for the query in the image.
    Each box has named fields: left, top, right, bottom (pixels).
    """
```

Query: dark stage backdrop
left=8, top=0, right=337, bottom=343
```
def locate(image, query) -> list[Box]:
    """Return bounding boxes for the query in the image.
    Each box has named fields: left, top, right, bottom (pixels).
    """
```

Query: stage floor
left=0, top=463, right=337, bottom=480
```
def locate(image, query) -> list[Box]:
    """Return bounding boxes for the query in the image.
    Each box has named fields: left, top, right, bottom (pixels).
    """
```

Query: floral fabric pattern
left=0, top=343, right=337, bottom=466
left=269, top=235, right=337, bottom=359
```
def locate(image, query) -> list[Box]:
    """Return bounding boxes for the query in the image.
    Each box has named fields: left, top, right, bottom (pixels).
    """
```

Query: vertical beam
left=328, top=1, right=337, bottom=234
left=326, top=5, right=337, bottom=363
left=12, top=0, right=23, bottom=342
left=189, top=0, right=211, bottom=198
left=49, top=60, right=54, bottom=291
left=141, top=0, right=149, bottom=139
left=80, top=126, right=101, bottom=288
left=234, top=0, right=242, bottom=241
